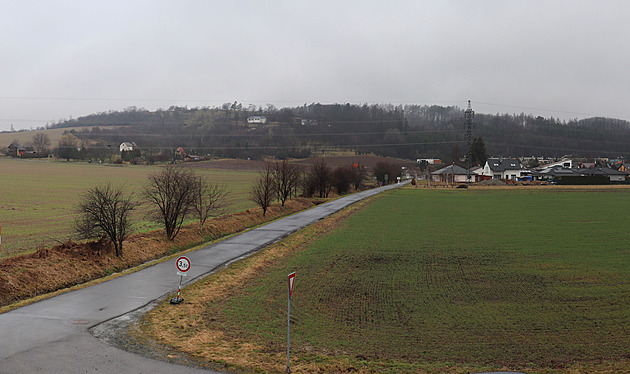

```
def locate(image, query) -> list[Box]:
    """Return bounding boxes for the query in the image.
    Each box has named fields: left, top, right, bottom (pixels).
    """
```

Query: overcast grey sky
left=1, top=0, right=629, bottom=131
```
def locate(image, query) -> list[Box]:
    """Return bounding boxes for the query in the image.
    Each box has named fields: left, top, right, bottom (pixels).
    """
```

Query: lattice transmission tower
left=465, top=100, right=475, bottom=182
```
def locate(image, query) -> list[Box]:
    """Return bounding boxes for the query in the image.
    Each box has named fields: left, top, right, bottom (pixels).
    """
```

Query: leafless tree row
left=75, top=160, right=375, bottom=257
left=74, top=166, right=228, bottom=257
left=250, top=159, right=369, bottom=215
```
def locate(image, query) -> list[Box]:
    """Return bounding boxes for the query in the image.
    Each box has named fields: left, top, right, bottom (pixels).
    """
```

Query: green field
left=0, top=158, right=259, bottom=258
left=210, top=187, right=630, bottom=372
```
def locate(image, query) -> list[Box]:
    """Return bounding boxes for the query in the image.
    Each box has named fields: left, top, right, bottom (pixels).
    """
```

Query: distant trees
left=350, top=164, right=368, bottom=190
left=74, top=183, right=137, bottom=257
left=231, top=101, right=243, bottom=125
left=469, top=137, right=488, bottom=166
left=44, top=103, right=630, bottom=160
left=450, top=144, right=463, bottom=164
left=32, top=133, right=51, bottom=154
left=56, top=133, right=79, bottom=161
left=373, top=162, right=402, bottom=185
left=144, top=166, right=199, bottom=240
left=332, top=166, right=354, bottom=195
left=300, top=160, right=367, bottom=197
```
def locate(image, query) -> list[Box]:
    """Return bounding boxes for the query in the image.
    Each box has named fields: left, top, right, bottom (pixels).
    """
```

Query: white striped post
left=286, top=272, right=296, bottom=373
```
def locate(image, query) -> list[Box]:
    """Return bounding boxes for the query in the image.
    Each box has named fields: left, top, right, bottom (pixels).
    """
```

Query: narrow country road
left=0, top=182, right=405, bottom=374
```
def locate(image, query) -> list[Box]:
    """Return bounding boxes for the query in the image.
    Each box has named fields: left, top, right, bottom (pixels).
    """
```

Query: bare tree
left=373, top=161, right=402, bottom=185
left=273, top=160, right=302, bottom=206
left=332, top=166, right=353, bottom=195
left=56, top=133, right=79, bottom=161
left=32, top=133, right=51, bottom=154
left=250, top=163, right=275, bottom=216
left=192, top=177, right=229, bottom=229
left=144, top=166, right=198, bottom=240
left=310, top=159, right=333, bottom=198
left=74, top=183, right=137, bottom=257
left=351, top=163, right=368, bottom=190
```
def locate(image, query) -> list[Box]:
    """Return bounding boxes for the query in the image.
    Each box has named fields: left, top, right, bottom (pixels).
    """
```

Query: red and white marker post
left=170, top=256, right=191, bottom=304
left=286, top=272, right=296, bottom=373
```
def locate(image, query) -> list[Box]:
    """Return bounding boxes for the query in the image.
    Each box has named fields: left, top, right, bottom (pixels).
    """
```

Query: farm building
left=247, top=116, right=267, bottom=124
left=7, top=144, right=26, bottom=157
left=119, top=142, right=137, bottom=152
left=184, top=154, right=201, bottom=162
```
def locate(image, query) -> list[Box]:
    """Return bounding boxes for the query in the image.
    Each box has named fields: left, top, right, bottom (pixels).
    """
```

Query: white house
left=431, top=164, right=472, bottom=183
left=119, top=142, right=137, bottom=152
left=483, top=158, right=524, bottom=180
left=417, top=158, right=442, bottom=165
left=247, top=116, right=267, bottom=124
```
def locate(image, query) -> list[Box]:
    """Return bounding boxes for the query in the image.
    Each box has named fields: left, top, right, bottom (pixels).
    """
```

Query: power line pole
left=465, top=100, right=475, bottom=182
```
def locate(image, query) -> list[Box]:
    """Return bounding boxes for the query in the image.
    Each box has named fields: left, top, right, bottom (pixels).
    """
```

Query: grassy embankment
left=0, top=157, right=259, bottom=258
left=138, top=186, right=630, bottom=373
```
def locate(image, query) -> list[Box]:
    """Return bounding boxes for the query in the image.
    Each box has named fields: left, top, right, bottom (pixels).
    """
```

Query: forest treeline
left=44, top=103, right=630, bottom=161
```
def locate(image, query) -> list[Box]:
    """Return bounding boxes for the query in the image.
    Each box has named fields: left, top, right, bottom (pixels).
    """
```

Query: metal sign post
left=286, top=272, right=296, bottom=373
left=171, top=256, right=191, bottom=305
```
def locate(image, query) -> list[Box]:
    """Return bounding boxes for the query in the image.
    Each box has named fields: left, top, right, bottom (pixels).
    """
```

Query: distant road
left=0, top=182, right=406, bottom=374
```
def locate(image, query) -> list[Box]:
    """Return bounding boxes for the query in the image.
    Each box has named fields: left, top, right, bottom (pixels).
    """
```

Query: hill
left=5, top=103, right=630, bottom=161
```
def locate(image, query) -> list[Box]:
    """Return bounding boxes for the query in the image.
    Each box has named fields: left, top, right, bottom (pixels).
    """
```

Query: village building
left=483, top=158, right=524, bottom=180
left=417, top=158, right=442, bottom=165
left=247, top=116, right=267, bottom=124
left=579, top=167, right=627, bottom=183
left=119, top=142, right=137, bottom=152
left=7, top=143, right=26, bottom=157
left=540, top=159, right=573, bottom=169
left=431, top=164, right=474, bottom=183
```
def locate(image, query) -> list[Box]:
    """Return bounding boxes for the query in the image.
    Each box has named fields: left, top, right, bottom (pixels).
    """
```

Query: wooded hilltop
left=14, top=103, right=630, bottom=162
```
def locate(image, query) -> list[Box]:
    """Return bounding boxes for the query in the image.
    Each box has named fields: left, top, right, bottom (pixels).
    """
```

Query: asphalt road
left=0, top=182, right=405, bottom=374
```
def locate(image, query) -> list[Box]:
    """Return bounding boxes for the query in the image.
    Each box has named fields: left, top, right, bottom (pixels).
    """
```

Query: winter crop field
left=0, top=158, right=260, bottom=258
left=200, top=186, right=629, bottom=373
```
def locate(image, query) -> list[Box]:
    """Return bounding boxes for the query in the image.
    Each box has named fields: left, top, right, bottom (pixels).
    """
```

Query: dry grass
left=0, top=198, right=314, bottom=308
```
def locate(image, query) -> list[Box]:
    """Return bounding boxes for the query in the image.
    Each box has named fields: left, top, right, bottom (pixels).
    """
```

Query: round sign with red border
left=176, top=256, right=191, bottom=273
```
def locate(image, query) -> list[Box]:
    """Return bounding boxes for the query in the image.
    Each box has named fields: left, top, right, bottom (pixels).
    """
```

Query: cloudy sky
left=1, top=0, right=629, bottom=131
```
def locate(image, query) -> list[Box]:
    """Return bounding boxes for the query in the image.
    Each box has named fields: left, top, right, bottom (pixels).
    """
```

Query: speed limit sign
left=176, top=256, right=191, bottom=273
left=171, top=256, right=191, bottom=305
